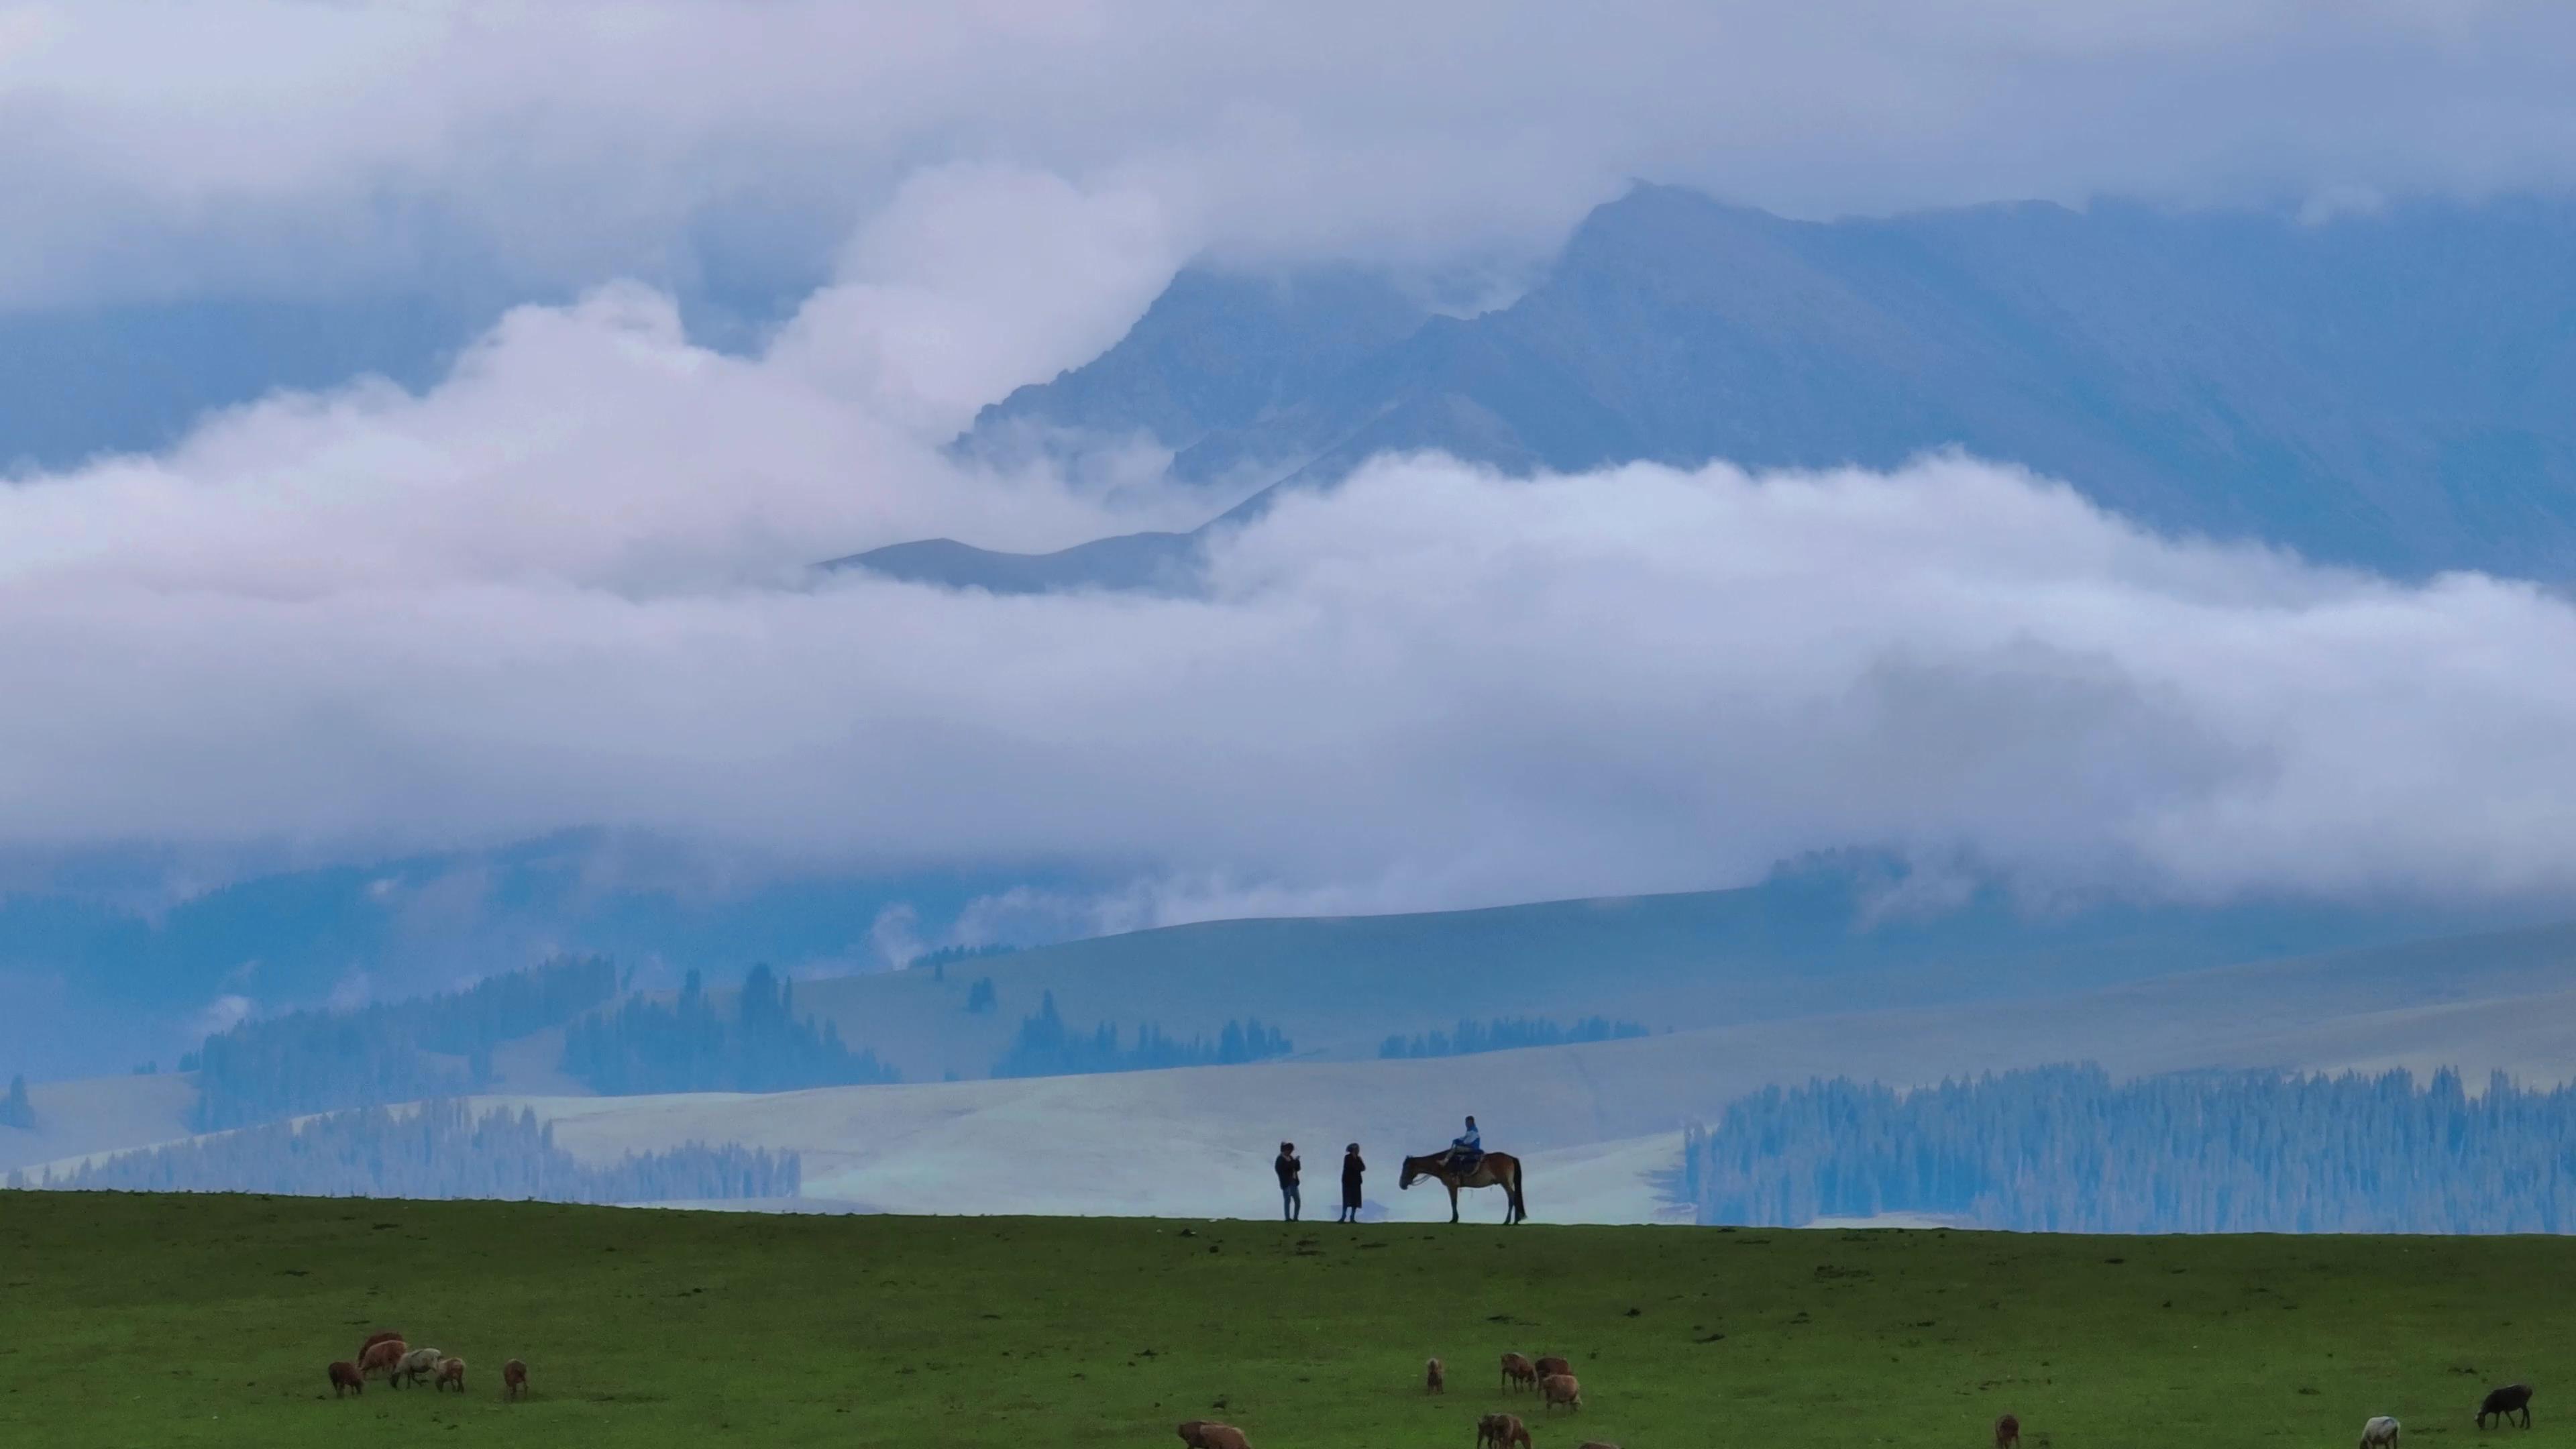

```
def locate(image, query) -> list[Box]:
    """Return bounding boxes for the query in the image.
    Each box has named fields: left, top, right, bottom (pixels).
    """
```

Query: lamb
left=395, top=1347, right=444, bottom=1389
left=327, top=1361, right=364, bottom=1397
left=2361, top=1416, right=2402, bottom=1449
left=1501, top=1352, right=1538, bottom=1391
left=2480, top=1385, right=2534, bottom=1430
left=357, top=1338, right=407, bottom=1381
left=1477, top=1412, right=1533, bottom=1449
left=1176, top=1421, right=1250, bottom=1449
left=1996, top=1412, right=2022, bottom=1449
left=502, top=1358, right=529, bottom=1401
left=434, top=1356, right=466, bottom=1393
left=1426, top=1356, right=1445, bottom=1393
left=1540, top=1373, right=1582, bottom=1411
left=1535, top=1354, right=1572, bottom=1380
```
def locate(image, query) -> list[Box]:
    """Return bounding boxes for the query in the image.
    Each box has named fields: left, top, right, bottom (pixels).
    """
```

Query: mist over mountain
left=855, top=186, right=2576, bottom=592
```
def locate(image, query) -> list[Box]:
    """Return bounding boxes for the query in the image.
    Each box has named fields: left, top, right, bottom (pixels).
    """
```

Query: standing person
left=1275, top=1141, right=1302, bottom=1221
left=1338, top=1142, right=1366, bottom=1222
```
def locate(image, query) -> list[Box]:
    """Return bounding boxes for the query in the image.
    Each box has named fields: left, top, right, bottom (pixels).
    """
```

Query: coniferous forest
left=989, top=990, right=1292, bottom=1078
left=559, top=965, right=898, bottom=1093
left=1377, top=1015, right=1649, bottom=1059
left=9, top=1098, right=798, bottom=1203
left=1682, top=1063, right=2576, bottom=1234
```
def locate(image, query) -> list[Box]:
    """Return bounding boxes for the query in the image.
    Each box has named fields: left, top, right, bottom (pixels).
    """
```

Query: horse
left=1399, top=1150, right=1527, bottom=1224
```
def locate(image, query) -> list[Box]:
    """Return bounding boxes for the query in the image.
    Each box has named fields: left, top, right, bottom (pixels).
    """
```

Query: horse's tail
left=1509, top=1159, right=1527, bottom=1223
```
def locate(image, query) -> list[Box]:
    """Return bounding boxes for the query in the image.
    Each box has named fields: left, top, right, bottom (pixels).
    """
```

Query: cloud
left=3, top=1, right=2576, bottom=309
left=7, top=255, right=2576, bottom=918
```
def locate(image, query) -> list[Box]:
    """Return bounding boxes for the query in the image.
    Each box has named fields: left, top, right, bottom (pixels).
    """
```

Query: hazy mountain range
left=845, top=185, right=2576, bottom=591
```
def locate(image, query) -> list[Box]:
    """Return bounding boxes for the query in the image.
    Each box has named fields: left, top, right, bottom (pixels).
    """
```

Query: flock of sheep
left=1169, top=1352, right=2536, bottom=1448
left=324, top=1329, right=529, bottom=1402
left=1175, top=1349, right=1599, bottom=1449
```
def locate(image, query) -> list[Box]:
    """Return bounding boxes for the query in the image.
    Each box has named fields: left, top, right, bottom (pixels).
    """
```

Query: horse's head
left=1399, top=1160, right=1420, bottom=1190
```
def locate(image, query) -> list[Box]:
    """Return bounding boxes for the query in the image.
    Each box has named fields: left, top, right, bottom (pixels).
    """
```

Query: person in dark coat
left=1338, top=1142, right=1366, bottom=1222
left=1274, top=1141, right=1301, bottom=1220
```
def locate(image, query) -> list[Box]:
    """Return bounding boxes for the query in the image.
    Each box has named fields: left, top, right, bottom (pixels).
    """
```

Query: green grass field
left=0, top=1193, right=2557, bottom=1447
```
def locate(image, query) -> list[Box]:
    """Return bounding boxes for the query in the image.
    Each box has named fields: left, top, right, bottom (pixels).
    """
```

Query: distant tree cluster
left=559, top=965, right=898, bottom=1094
left=1377, top=1016, right=1649, bottom=1060
left=1682, top=1063, right=2576, bottom=1234
left=192, top=957, right=619, bottom=1132
left=989, top=991, right=1291, bottom=1079
left=963, top=976, right=998, bottom=1014
left=914, top=944, right=1015, bottom=983
left=1, top=1073, right=32, bottom=1130
left=7, top=1098, right=797, bottom=1203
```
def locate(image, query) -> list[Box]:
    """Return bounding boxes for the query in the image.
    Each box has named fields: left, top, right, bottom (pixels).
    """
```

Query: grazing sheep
left=396, top=1347, right=443, bottom=1389
left=1501, top=1352, right=1538, bottom=1391
left=1540, top=1373, right=1582, bottom=1411
left=327, top=1361, right=364, bottom=1397
left=1536, top=1354, right=1572, bottom=1380
left=435, top=1356, right=466, bottom=1393
left=1577, top=1443, right=1620, bottom=1449
left=1996, top=1412, right=2022, bottom=1449
left=2361, top=1416, right=2402, bottom=1449
left=1426, top=1357, right=1445, bottom=1393
left=1477, top=1412, right=1533, bottom=1449
left=2481, top=1385, right=2534, bottom=1430
left=502, top=1358, right=529, bottom=1401
left=358, top=1330, right=402, bottom=1358
left=358, top=1338, right=407, bottom=1381
left=1177, top=1422, right=1250, bottom=1449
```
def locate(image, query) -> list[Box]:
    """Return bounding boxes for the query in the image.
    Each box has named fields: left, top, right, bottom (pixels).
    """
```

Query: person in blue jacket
left=1446, top=1115, right=1482, bottom=1177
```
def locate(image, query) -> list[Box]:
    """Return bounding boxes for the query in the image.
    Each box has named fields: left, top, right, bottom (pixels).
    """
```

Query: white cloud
left=2, top=1, right=2575, bottom=308
left=5, top=261, right=2576, bottom=916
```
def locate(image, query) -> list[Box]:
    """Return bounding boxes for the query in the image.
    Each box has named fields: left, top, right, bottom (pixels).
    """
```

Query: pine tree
left=0, top=1073, right=33, bottom=1130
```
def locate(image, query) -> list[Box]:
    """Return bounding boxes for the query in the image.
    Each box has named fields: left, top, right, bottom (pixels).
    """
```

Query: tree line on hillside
left=558, top=965, right=898, bottom=1094
left=191, top=957, right=620, bottom=1132
left=1377, top=1016, right=1649, bottom=1059
left=989, top=991, right=1292, bottom=1079
left=6, top=1097, right=798, bottom=1203
left=1682, top=1063, right=2576, bottom=1234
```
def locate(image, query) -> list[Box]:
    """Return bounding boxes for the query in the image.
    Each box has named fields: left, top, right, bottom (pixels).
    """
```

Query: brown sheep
left=502, top=1358, right=529, bottom=1401
left=1540, top=1373, right=1582, bottom=1411
left=327, top=1361, right=364, bottom=1397
left=1578, top=1443, right=1621, bottom=1449
left=2479, top=1385, right=2534, bottom=1430
left=1426, top=1356, right=1445, bottom=1393
left=1997, top=1412, right=2022, bottom=1449
left=1501, top=1352, right=1538, bottom=1391
left=358, top=1338, right=407, bottom=1381
left=1177, top=1422, right=1251, bottom=1449
left=395, top=1347, right=443, bottom=1389
left=358, top=1330, right=402, bottom=1358
left=1477, top=1412, right=1533, bottom=1449
left=1536, top=1354, right=1572, bottom=1380
left=435, top=1356, right=466, bottom=1393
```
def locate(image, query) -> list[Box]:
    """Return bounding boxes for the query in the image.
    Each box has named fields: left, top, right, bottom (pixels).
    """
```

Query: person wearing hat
left=1338, top=1142, right=1366, bottom=1222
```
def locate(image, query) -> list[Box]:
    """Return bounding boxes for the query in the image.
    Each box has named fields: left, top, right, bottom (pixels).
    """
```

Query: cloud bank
left=3, top=1, right=2575, bottom=309
left=6, top=257, right=2575, bottom=920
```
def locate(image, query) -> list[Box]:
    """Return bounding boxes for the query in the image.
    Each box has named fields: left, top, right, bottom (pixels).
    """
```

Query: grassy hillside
left=0, top=1193, right=2557, bottom=1448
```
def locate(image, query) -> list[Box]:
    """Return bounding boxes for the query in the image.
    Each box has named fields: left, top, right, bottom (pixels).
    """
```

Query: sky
left=9, top=0, right=2576, bottom=951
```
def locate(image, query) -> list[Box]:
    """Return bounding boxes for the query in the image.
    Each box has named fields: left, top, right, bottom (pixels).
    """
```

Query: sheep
left=1996, top=1412, right=2022, bottom=1449
left=2361, top=1416, right=2402, bottom=1449
left=327, top=1361, right=364, bottom=1397
left=358, top=1338, right=407, bottom=1381
left=434, top=1356, right=466, bottom=1393
left=1177, top=1422, right=1250, bottom=1449
left=396, top=1347, right=444, bottom=1389
left=1540, top=1373, right=1582, bottom=1411
left=1501, top=1352, right=1538, bottom=1391
left=1535, top=1354, right=1572, bottom=1380
left=1577, top=1443, right=1621, bottom=1449
left=502, top=1358, right=529, bottom=1401
left=358, top=1330, right=402, bottom=1359
left=1477, top=1412, right=1533, bottom=1449
left=1426, top=1356, right=1446, bottom=1393
left=2480, top=1385, right=2534, bottom=1430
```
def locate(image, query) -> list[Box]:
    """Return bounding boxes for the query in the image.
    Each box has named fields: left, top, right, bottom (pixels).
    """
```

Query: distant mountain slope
left=851, top=186, right=2576, bottom=592
left=788, top=864, right=2498, bottom=1083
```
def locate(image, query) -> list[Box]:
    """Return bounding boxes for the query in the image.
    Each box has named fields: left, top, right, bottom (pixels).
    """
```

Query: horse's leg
left=1447, top=1181, right=1460, bottom=1224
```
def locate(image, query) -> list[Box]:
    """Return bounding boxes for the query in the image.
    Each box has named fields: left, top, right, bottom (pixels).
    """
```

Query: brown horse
left=1399, top=1151, right=1527, bottom=1224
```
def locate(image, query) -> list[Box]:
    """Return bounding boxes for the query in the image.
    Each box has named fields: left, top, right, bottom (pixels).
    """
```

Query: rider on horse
left=1446, top=1115, right=1483, bottom=1177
